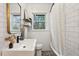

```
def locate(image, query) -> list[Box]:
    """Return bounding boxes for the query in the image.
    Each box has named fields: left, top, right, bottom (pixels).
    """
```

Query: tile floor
left=42, top=51, right=57, bottom=56
left=35, top=50, right=57, bottom=56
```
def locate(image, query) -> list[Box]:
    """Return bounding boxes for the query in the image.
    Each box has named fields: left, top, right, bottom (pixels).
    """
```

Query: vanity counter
left=2, top=39, right=36, bottom=56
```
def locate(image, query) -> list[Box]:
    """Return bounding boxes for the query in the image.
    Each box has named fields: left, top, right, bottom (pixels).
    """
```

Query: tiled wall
left=0, top=3, right=9, bottom=49
left=0, top=3, right=5, bottom=49
left=63, top=3, right=79, bottom=56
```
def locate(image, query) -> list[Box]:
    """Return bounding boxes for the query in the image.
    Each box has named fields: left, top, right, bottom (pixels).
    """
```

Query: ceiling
left=20, top=3, right=52, bottom=12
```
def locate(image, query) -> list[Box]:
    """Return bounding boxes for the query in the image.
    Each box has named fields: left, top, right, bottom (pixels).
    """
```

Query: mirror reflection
left=6, top=3, right=21, bottom=34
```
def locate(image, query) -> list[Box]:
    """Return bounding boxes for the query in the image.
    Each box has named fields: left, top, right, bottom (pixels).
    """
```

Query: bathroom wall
left=10, top=3, right=20, bottom=14
left=0, top=3, right=21, bottom=49
left=23, top=3, right=52, bottom=51
left=0, top=3, right=52, bottom=51
left=0, top=3, right=4, bottom=50
left=0, top=3, right=9, bottom=49
left=20, top=3, right=28, bottom=40
left=63, top=3, right=79, bottom=56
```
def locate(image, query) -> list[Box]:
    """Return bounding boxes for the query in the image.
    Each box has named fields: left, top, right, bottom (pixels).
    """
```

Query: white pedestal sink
left=2, top=39, right=36, bottom=56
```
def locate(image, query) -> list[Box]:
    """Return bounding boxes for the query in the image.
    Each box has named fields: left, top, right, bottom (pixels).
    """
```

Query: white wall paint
left=0, top=3, right=22, bottom=49
left=0, top=3, right=4, bottom=49
left=10, top=3, right=20, bottom=15
left=0, top=3, right=10, bottom=49
left=23, top=3, right=52, bottom=51
left=63, top=3, right=79, bottom=56
left=0, top=3, right=52, bottom=51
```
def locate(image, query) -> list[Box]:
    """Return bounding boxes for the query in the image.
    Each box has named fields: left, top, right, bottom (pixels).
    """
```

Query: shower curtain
left=50, top=3, right=79, bottom=56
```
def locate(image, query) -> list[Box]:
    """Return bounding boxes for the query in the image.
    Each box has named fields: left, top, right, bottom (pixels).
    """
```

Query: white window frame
left=32, top=12, right=47, bottom=31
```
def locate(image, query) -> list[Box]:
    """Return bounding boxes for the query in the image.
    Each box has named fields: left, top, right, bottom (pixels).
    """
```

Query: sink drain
left=23, top=46, right=26, bottom=48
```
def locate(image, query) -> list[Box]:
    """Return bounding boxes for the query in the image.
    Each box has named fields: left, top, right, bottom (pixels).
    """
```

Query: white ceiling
left=20, top=3, right=52, bottom=12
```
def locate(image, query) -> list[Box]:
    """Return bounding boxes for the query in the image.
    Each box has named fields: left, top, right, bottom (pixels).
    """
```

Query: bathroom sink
left=18, top=45, right=27, bottom=49
left=3, top=39, right=36, bottom=51
left=2, top=39, right=36, bottom=56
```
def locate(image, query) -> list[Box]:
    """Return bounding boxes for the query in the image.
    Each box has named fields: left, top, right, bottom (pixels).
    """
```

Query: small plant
left=5, top=34, right=16, bottom=44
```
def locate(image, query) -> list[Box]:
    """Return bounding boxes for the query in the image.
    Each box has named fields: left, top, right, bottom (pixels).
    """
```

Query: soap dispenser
left=17, top=36, right=19, bottom=43
left=9, top=42, right=13, bottom=49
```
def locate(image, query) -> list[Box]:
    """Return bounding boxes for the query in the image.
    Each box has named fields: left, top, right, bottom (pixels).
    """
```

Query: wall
left=0, top=3, right=4, bottom=49
left=0, top=3, right=21, bottom=49
left=0, top=3, right=10, bottom=49
left=0, top=3, right=52, bottom=51
left=20, top=3, right=28, bottom=40
left=24, top=3, right=52, bottom=51
left=63, top=3, right=79, bottom=56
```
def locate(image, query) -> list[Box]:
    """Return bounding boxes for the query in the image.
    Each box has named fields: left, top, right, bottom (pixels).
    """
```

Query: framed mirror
left=6, top=3, right=21, bottom=34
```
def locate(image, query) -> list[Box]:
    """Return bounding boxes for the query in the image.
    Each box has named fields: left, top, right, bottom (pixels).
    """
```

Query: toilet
left=36, top=44, right=43, bottom=56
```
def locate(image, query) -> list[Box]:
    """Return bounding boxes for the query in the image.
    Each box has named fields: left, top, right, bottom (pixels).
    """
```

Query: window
left=33, top=14, right=46, bottom=30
